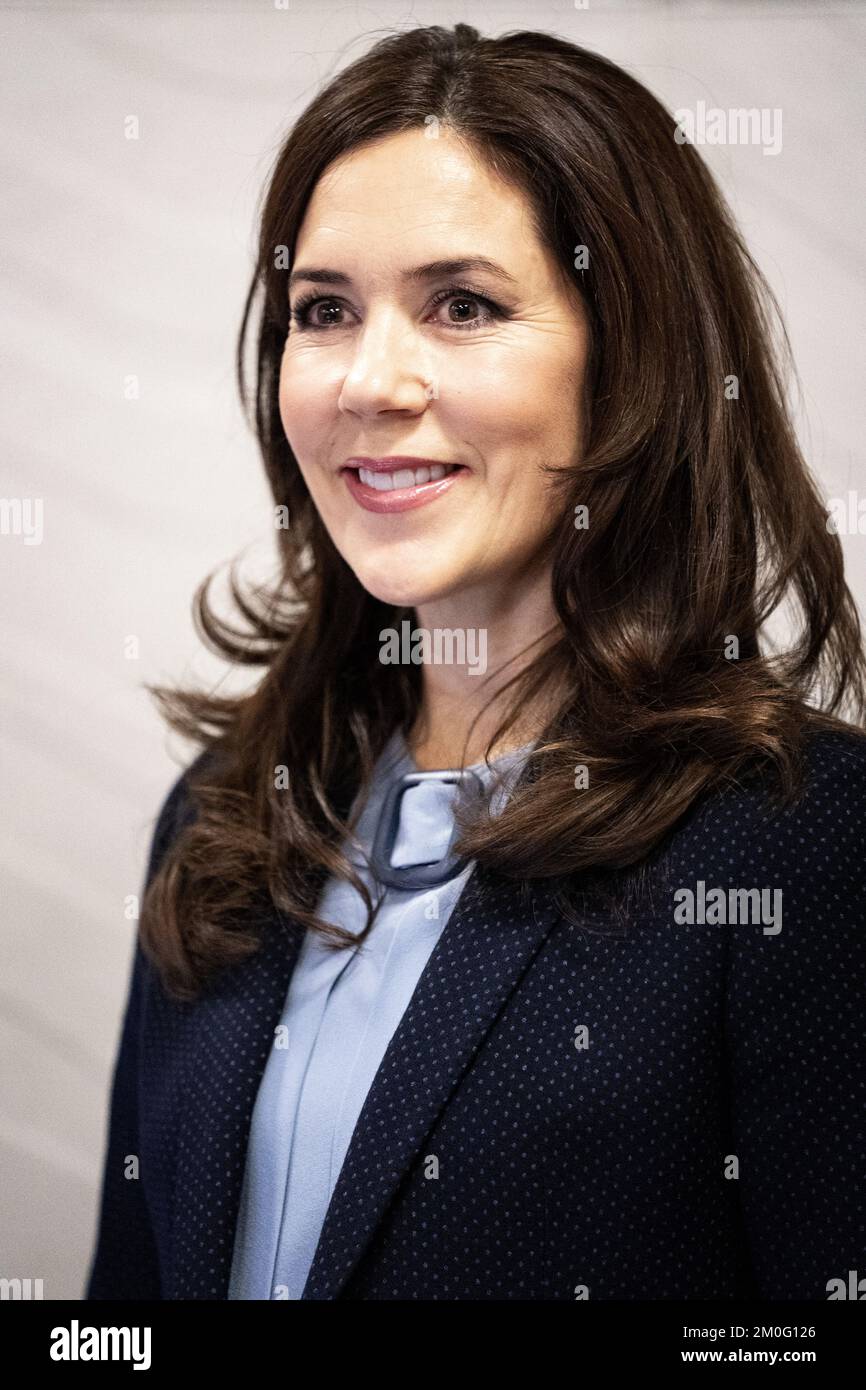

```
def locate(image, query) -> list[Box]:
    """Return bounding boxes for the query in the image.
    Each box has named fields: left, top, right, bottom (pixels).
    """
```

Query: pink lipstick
left=341, top=456, right=468, bottom=514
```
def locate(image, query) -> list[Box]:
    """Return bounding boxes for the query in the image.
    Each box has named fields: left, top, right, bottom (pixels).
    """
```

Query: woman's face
left=279, top=127, right=589, bottom=611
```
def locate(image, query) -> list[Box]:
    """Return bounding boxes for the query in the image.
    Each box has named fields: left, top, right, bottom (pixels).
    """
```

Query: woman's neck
left=405, top=578, right=564, bottom=771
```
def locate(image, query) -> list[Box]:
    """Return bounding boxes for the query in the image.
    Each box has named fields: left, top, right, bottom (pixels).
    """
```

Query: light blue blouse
left=227, top=727, right=531, bottom=1300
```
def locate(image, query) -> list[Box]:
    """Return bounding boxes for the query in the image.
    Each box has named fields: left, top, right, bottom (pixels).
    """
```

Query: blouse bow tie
left=370, top=769, right=486, bottom=890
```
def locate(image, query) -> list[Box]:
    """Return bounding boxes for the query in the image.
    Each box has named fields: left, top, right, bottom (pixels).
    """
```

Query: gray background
left=1, top=0, right=863, bottom=1298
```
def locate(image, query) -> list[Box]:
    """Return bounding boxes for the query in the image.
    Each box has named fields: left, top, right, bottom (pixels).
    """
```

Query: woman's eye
left=288, top=286, right=502, bottom=333
left=290, top=297, right=346, bottom=330
left=428, top=288, right=501, bottom=330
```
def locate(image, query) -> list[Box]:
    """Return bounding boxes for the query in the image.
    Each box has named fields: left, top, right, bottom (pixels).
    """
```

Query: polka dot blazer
left=85, top=723, right=866, bottom=1300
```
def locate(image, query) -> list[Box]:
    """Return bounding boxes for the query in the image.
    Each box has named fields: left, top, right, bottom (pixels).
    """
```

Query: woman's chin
left=351, top=564, right=457, bottom=610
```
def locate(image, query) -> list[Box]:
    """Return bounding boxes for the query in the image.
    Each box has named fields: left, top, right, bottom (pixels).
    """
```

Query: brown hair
left=141, top=22, right=866, bottom=1001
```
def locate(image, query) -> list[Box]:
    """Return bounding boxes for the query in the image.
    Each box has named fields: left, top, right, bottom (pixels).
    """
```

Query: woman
left=85, top=23, right=866, bottom=1301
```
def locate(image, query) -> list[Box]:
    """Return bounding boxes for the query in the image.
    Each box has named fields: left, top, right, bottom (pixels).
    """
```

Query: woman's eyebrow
left=287, top=257, right=519, bottom=291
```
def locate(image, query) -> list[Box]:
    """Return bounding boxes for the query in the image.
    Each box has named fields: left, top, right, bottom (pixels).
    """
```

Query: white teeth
left=357, top=463, right=454, bottom=490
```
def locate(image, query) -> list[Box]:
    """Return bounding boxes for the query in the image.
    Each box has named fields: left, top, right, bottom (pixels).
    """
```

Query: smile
left=359, top=462, right=455, bottom=490
left=341, top=462, right=468, bottom=513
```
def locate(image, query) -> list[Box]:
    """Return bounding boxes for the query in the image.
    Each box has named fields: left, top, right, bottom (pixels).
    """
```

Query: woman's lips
left=341, top=463, right=468, bottom=513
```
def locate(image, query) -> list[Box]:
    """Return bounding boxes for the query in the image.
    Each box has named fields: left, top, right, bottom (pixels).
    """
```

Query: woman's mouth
left=358, top=462, right=456, bottom=490
left=340, top=461, right=467, bottom=513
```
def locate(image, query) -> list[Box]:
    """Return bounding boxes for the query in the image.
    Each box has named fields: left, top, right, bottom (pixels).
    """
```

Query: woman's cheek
left=278, top=381, right=331, bottom=457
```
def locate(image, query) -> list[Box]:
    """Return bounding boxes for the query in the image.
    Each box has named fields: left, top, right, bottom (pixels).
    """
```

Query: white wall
left=1, top=0, right=863, bottom=1298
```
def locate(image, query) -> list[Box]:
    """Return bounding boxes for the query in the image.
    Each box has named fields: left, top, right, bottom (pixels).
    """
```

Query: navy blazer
left=85, top=725, right=866, bottom=1300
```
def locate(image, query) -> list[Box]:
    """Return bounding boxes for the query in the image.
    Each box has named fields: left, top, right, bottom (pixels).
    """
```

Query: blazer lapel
left=301, top=866, right=563, bottom=1299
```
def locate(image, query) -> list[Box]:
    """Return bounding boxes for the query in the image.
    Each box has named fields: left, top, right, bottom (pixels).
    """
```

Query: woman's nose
left=338, top=310, right=434, bottom=415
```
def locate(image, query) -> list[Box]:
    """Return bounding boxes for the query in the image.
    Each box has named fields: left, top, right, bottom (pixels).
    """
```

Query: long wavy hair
left=140, top=22, right=866, bottom=1001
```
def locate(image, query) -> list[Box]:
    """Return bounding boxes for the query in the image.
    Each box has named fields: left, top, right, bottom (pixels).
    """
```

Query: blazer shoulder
left=798, top=720, right=866, bottom=780
left=651, top=720, right=866, bottom=896
left=726, top=720, right=866, bottom=900
left=767, top=720, right=866, bottom=827
left=726, top=720, right=866, bottom=829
